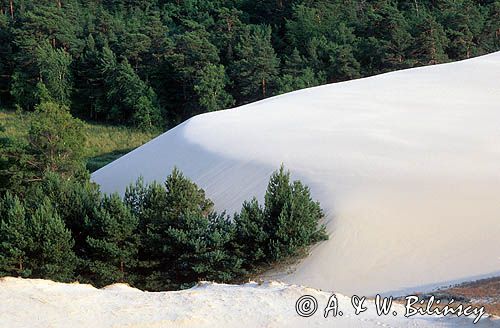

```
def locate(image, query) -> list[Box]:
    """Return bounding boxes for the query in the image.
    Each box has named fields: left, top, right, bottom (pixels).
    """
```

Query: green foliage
left=0, top=102, right=86, bottom=191
left=0, top=193, right=76, bottom=281
left=231, top=25, right=280, bottom=102
left=234, top=198, right=268, bottom=268
left=409, top=10, right=450, bottom=65
left=1, top=163, right=327, bottom=291
left=263, top=166, right=328, bottom=260
left=155, top=170, right=242, bottom=288
left=123, top=166, right=327, bottom=290
left=0, top=109, right=159, bottom=175
left=0, top=193, right=30, bottom=277
left=277, top=48, right=325, bottom=94
left=9, top=1, right=81, bottom=109
left=437, top=0, right=484, bottom=60
left=26, top=102, right=86, bottom=178
left=0, top=14, right=13, bottom=106
left=84, top=194, right=139, bottom=286
left=159, top=211, right=242, bottom=289
left=0, top=0, right=497, bottom=126
left=26, top=198, right=76, bottom=281
left=194, top=63, right=234, bottom=112
left=356, top=0, right=413, bottom=72
left=25, top=172, right=100, bottom=254
left=100, top=47, right=163, bottom=129
left=0, top=124, right=20, bottom=193
left=285, top=3, right=360, bottom=81
left=481, top=1, right=500, bottom=52
left=235, top=166, right=328, bottom=271
left=35, top=41, right=73, bottom=105
left=125, top=168, right=222, bottom=290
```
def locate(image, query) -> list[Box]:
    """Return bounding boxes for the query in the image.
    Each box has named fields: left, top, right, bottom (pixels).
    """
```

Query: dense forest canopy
left=0, top=0, right=499, bottom=129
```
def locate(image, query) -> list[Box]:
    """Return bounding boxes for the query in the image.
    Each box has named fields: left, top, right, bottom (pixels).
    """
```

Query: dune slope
left=92, top=52, right=500, bottom=295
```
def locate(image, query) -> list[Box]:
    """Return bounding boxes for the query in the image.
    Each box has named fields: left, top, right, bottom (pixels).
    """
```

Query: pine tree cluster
left=0, top=166, right=327, bottom=291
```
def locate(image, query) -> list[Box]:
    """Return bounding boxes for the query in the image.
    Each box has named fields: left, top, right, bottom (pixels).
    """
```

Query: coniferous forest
left=0, top=0, right=499, bottom=291
left=0, top=0, right=498, bottom=129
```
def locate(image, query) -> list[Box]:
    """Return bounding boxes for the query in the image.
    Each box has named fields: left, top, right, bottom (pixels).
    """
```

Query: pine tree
left=263, top=166, right=327, bottom=260
left=211, top=7, right=245, bottom=63
left=161, top=210, right=241, bottom=289
left=194, top=63, right=234, bottom=112
left=10, top=1, right=82, bottom=109
left=26, top=198, right=76, bottom=281
left=0, top=193, right=30, bottom=277
left=234, top=198, right=268, bottom=269
left=270, top=180, right=327, bottom=259
left=285, top=3, right=360, bottom=81
left=35, top=41, right=73, bottom=105
left=0, top=102, right=86, bottom=191
left=165, top=27, right=221, bottom=121
left=409, top=10, right=449, bottom=65
left=0, top=124, right=22, bottom=194
left=100, top=46, right=162, bottom=129
left=437, top=0, right=484, bottom=60
left=73, top=34, right=106, bottom=120
left=163, top=167, right=214, bottom=222
left=26, top=172, right=99, bottom=256
left=26, top=101, right=86, bottom=179
left=126, top=168, right=241, bottom=290
left=277, top=48, right=325, bottom=94
left=356, top=0, right=412, bottom=73
left=85, top=194, right=139, bottom=286
left=231, top=25, right=279, bottom=102
left=480, top=1, right=500, bottom=53
left=0, top=13, right=13, bottom=106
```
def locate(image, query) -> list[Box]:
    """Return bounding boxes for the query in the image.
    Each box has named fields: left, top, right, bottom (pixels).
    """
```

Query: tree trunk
left=262, top=78, right=266, bottom=98
left=120, top=261, right=125, bottom=282
left=9, top=0, right=14, bottom=19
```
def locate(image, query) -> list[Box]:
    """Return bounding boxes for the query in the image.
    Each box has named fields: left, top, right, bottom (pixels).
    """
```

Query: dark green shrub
left=0, top=193, right=30, bottom=277
left=125, top=168, right=242, bottom=290
left=84, top=194, right=139, bottom=287
left=0, top=193, right=76, bottom=282
left=236, top=165, right=328, bottom=268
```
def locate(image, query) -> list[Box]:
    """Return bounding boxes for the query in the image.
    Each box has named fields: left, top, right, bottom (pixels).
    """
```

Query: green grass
left=0, top=109, right=159, bottom=172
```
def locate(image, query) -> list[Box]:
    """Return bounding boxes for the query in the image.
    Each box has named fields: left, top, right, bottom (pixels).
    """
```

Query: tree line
left=0, top=0, right=498, bottom=129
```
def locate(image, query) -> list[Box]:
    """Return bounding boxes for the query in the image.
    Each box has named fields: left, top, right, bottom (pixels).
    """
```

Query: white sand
left=1, top=277, right=498, bottom=327
left=92, top=52, right=500, bottom=296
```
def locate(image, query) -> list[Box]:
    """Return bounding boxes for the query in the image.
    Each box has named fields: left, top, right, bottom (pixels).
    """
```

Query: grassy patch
left=86, top=148, right=134, bottom=172
left=0, top=109, right=159, bottom=172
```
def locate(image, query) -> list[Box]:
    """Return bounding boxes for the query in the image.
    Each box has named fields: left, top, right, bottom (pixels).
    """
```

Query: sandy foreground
left=1, top=277, right=499, bottom=327
left=92, top=52, right=500, bottom=295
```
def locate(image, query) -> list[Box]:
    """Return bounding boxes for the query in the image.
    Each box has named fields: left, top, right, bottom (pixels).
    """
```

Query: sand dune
left=2, top=277, right=498, bottom=327
left=92, top=52, right=500, bottom=296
